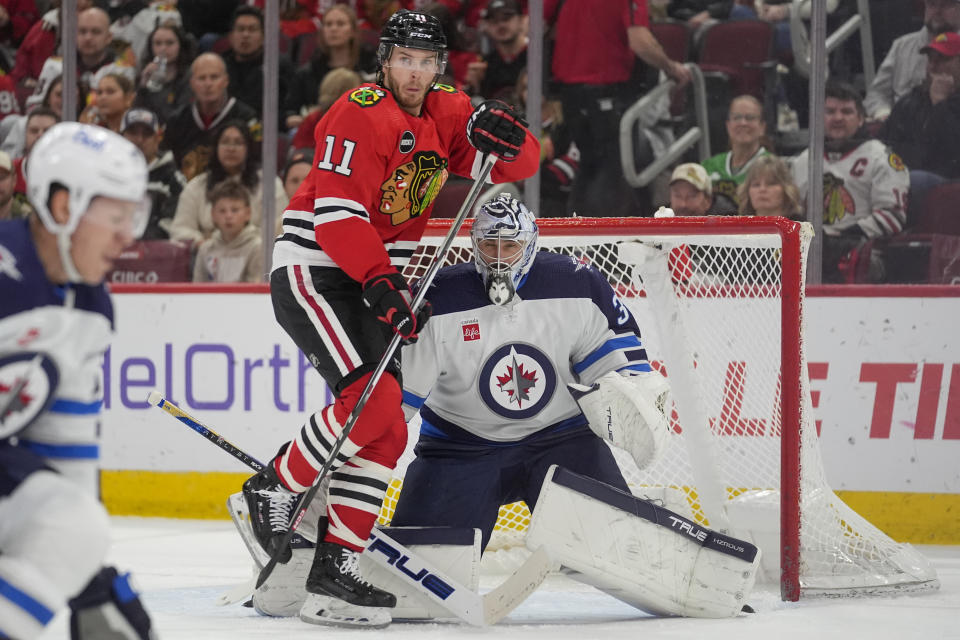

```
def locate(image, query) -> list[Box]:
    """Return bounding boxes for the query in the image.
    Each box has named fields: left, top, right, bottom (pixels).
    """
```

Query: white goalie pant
left=527, top=465, right=760, bottom=618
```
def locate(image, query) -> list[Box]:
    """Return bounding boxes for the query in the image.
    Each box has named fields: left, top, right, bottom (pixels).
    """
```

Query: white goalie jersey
left=400, top=251, right=653, bottom=443
left=0, top=219, right=113, bottom=491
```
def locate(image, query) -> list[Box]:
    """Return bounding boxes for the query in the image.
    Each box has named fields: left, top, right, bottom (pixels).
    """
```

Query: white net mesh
left=380, top=217, right=938, bottom=599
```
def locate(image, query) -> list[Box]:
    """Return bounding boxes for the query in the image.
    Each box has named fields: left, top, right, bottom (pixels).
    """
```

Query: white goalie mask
left=470, top=194, right=538, bottom=305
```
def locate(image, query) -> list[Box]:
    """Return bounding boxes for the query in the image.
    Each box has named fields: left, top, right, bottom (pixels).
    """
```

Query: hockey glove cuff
left=362, top=272, right=431, bottom=343
left=466, top=99, right=528, bottom=161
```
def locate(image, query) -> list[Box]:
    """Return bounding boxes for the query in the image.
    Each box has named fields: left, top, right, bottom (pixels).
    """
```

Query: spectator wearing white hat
left=668, top=162, right=720, bottom=217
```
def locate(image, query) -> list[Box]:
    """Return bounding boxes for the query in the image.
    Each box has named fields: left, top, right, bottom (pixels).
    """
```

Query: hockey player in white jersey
left=390, top=194, right=673, bottom=550
left=0, top=122, right=156, bottom=639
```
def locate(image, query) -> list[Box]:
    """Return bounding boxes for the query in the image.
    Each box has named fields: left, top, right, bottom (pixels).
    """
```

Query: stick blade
left=482, top=546, right=556, bottom=625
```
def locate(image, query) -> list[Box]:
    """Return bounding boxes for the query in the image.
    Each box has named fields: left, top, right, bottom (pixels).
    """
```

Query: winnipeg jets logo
left=569, top=253, right=591, bottom=272
left=0, top=352, right=60, bottom=439
left=0, top=244, right=23, bottom=280
left=479, top=343, right=556, bottom=419
left=495, top=351, right=538, bottom=407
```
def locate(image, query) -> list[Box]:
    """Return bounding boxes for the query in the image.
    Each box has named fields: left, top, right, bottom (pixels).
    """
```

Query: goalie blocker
left=527, top=465, right=760, bottom=618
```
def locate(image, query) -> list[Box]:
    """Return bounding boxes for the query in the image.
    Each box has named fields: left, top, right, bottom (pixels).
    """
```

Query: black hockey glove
left=362, top=272, right=432, bottom=343
left=466, top=99, right=528, bottom=161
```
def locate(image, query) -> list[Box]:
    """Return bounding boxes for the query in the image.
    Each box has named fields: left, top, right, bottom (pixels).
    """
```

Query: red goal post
left=382, top=216, right=938, bottom=601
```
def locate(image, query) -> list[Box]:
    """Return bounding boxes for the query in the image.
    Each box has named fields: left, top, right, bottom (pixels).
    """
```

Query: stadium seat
left=650, top=20, right=692, bottom=65
left=853, top=182, right=960, bottom=284
left=430, top=178, right=474, bottom=219
left=107, top=240, right=193, bottom=283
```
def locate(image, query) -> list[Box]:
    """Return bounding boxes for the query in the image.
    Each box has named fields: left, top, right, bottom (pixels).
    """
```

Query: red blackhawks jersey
left=273, top=82, right=540, bottom=282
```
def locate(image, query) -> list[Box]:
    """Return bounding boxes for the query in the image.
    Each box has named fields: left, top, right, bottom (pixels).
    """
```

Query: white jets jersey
left=0, top=220, right=113, bottom=491
left=792, top=139, right=909, bottom=238
left=401, top=252, right=652, bottom=443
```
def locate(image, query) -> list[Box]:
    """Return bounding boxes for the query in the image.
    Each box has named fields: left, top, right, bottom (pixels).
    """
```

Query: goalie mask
left=471, top=194, right=538, bottom=305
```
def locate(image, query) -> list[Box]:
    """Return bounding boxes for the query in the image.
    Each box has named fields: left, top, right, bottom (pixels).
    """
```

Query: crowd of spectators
left=0, top=0, right=955, bottom=284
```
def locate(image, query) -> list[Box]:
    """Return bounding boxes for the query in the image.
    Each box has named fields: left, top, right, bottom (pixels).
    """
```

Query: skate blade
left=299, top=593, right=391, bottom=629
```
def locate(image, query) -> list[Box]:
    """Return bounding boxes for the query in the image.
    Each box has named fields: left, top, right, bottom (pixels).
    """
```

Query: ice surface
left=38, top=517, right=960, bottom=640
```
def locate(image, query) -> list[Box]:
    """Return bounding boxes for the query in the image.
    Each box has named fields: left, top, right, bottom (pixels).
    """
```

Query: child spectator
left=170, top=119, right=287, bottom=244
left=193, top=179, right=264, bottom=283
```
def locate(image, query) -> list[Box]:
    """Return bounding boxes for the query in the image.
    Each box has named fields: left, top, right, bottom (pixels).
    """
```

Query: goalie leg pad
left=526, top=465, right=760, bottom=618
left=246, top=523, right=482, bottom=621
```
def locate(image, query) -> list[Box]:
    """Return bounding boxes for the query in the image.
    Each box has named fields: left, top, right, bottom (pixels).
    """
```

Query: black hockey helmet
left=379, top=10, right=447, bottom=54
left=377, top=10, right=449, bottom=89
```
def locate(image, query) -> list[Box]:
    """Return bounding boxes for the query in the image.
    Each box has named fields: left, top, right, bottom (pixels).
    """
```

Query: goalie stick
left=147, top=387, right=553, bottom=625
left=256, top=153, right=500, bottom=591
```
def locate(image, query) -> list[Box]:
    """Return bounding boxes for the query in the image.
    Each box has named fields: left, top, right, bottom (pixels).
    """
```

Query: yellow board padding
left=101, top=470, right=249, bottom=520
left=836, top=490, right=960, bottom=545
left=101, top=470, right=960, bottom=544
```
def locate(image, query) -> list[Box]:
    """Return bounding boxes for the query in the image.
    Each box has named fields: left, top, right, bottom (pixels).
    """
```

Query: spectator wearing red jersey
left=12, top=106, right=58, bottom=199
left=0, top=0, right=38, bottom=48
left=290, top=67, right=363, bottom=152
left=10, top=0, right=95, bottom=92
left=545, top=0, right=690, bottom=217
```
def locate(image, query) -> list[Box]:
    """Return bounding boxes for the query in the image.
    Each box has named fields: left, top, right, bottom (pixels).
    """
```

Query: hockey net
left=381, top=216, right=938, bottom=600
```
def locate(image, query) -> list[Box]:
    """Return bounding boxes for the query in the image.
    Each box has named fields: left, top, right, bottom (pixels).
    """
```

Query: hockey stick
left=256, top=153, right=500, bottom=590
left=147, top=390, right=264, bottom=472
left=147, top=387, right=553, bottom=625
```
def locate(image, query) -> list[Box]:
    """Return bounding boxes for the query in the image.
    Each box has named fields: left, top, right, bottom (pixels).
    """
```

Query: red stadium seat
left=430, top=178, right=474, bottom=219
left=854, top=182, right=960, bottom=284
left=696, top=19, right=776, bottom=100
left=650, top=20, right=692, bottom=64
left=107, top=240, right=193, bottom=283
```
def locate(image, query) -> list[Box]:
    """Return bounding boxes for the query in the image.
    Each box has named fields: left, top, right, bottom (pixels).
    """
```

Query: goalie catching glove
left=568, top=370, right=672, bottom=470
left=362, top=272, right=432, bottom=343
left=466, top=100, right=527, bottom=161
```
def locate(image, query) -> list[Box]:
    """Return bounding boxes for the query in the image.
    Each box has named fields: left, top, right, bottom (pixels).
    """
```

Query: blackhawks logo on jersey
left=822, top=172, right=855, bottom=225
left=349, top=87, right=386, bottom=107
left=379, top=151, right=449, bottom=225
left=431, top=83, right=457, bottom=93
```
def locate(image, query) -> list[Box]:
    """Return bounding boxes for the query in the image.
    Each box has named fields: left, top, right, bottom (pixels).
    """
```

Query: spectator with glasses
left=702, top=95, right=770, bottom=211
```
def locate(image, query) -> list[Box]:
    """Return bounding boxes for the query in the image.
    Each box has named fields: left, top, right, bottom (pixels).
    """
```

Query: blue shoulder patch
left=517, top=251, right=607, bottom=301
left=0, top=219, right=114, bottom=327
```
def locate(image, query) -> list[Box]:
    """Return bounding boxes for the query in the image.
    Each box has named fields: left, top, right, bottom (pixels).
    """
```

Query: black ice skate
left=300, top=541, right=395, bottom=628
left=242, top=463, right=298, bottom=564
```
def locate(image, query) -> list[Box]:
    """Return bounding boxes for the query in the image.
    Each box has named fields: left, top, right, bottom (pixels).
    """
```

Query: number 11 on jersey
left=316, top=135, right=356, bottom=176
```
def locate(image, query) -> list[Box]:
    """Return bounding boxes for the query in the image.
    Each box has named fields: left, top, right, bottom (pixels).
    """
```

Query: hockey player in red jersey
left=241, top=9, right=539, bottom=629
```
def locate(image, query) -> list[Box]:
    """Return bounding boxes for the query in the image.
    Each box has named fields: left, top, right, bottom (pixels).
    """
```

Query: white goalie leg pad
left=300, top=592, right=391, bottom=629
left=360, top=527, right=481, bottom=621
left=0, top=471, right=110, bottom=638
left=526, top=465, right=760, bottom=618
left=569, top=370, right=672, bottom=470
